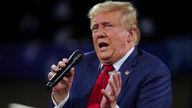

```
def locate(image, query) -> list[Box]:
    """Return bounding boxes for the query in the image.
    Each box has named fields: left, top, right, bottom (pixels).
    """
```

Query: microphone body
left=46, top=49, right=84, bottom=90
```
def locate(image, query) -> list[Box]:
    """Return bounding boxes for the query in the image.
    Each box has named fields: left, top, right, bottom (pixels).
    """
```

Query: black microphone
left=46, top=49, right=84, bottom=90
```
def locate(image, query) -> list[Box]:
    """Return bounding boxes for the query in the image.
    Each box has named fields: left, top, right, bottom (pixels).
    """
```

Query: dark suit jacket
left=50, top=48, right=172, bottom=108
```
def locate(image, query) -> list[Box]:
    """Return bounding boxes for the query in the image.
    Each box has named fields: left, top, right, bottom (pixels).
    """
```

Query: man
left=48, top=1, right=172, bottom=108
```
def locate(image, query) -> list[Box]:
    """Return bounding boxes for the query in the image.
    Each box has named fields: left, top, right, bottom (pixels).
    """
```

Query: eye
left=91, top=25, right=98, bottom=31
left=103, top=22, right=113, bottom=28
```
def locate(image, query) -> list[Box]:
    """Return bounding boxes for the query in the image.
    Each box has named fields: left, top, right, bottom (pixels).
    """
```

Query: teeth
left=99, top=42, right=108, bottom=48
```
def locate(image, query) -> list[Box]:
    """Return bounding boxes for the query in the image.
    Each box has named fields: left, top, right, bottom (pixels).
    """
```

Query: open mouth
left=99, top=42, right=109, bottom=48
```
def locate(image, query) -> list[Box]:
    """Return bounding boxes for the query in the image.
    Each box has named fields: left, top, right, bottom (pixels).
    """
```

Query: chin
left=98, top=55, right=112, bottom=64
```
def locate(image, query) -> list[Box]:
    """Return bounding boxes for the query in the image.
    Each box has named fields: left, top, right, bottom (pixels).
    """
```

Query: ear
left=127, top=28, right=136, bottom=43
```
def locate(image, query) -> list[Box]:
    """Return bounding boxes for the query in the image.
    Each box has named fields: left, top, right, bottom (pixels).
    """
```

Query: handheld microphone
left=46, top=49, right=84, bottom=90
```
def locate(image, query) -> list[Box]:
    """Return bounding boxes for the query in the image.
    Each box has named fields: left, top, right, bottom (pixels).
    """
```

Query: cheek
left=92, top=36, right=98, bottom=48
left=112, top=31, right=128, bottom=44
left=92, top=35, right=96, bottom=42
left=110, top=38, right=125, bottom=51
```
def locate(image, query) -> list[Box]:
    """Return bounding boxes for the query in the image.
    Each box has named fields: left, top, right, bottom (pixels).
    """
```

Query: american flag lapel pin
left=125, top=70, right=129, bottom=76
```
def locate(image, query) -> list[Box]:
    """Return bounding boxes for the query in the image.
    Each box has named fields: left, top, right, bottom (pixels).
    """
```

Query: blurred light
left=140, top=17, right=156, bottom=36
left=52, top=1, right=71, bottom=21
left=23, top=42, right=40, bottom=63
left=8, top=103, right=35, bottom=108
left=54, top=27, right=72, bottom=46
left=166, top=36, right=192, bottom=73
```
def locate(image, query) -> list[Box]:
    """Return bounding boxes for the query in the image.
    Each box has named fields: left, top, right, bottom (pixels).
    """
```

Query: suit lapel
left=119, top=48, right=138, bottom=88
left=83, top=56, right=100, bottom=92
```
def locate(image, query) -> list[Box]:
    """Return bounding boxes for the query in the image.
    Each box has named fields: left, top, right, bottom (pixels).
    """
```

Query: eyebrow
left=91, top=21, right=112, bottom=28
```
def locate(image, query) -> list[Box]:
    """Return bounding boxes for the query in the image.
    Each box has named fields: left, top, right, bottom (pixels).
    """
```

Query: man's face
left=91, top=11, right=134, bottom=65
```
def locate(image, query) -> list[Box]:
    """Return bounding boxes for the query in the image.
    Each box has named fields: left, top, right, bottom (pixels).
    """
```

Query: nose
left=94, top=26, right=106, bottom=38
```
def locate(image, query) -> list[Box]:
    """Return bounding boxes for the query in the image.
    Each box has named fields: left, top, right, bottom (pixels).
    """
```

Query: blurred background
left=0, top=0, right=191, bottom=107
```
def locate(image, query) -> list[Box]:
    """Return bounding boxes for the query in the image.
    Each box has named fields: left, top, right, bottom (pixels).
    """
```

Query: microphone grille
left=69, top=49, right=84, bottom=64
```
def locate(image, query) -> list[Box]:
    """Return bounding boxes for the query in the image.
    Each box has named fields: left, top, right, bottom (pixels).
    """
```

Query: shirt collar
left=100, top=47, right=135, bottom=71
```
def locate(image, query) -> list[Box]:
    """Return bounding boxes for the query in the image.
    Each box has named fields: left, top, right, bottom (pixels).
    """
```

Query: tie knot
left=103, top=65, right=114, bottom=73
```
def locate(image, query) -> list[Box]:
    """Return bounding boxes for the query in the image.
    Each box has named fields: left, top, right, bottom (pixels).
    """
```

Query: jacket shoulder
left=138, top=49, right=168, bottom=67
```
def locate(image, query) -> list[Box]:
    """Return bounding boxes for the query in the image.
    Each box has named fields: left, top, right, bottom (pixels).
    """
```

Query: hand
left=48, top=58, right=74, bottom=104
left=100, top=72, right=122, bottom=108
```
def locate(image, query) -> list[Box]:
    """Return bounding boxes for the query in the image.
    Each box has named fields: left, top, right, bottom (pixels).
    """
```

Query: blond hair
left=88, top=1, right=140, bottom=45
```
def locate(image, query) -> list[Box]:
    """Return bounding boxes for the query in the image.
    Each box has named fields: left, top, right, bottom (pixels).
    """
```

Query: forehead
left=91, top=11, right=122, bottom=24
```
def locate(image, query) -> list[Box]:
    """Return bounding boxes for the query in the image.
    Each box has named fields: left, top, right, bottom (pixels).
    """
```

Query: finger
left=113, top=73, right=120, bottom=89
left=68, top=67, right=75, bottom=80
left=51, top=64, right=59, bottom=72
left=57, top=61, right=66, bottom=68
left=102, top=89, right=115, bottom=102
left=109, top=72, right=122, bottom=96
left=62, top=69, right=74, bottom=82
left=63, top=58, right=69, bottom=63
left=117, top=72, right=122, bottom=87
left=108, top=77, right=117, bottom=96
left=115, top=72, right=122, bottom=95
left=48, top=72, right=56, bottom=80
left=62, top=68, right=74, bottom=86
left=57, top=58, right=68, bottom=68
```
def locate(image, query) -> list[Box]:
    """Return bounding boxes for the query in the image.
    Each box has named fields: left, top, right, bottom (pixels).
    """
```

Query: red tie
left=87, top=65, right=114, bottom=108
